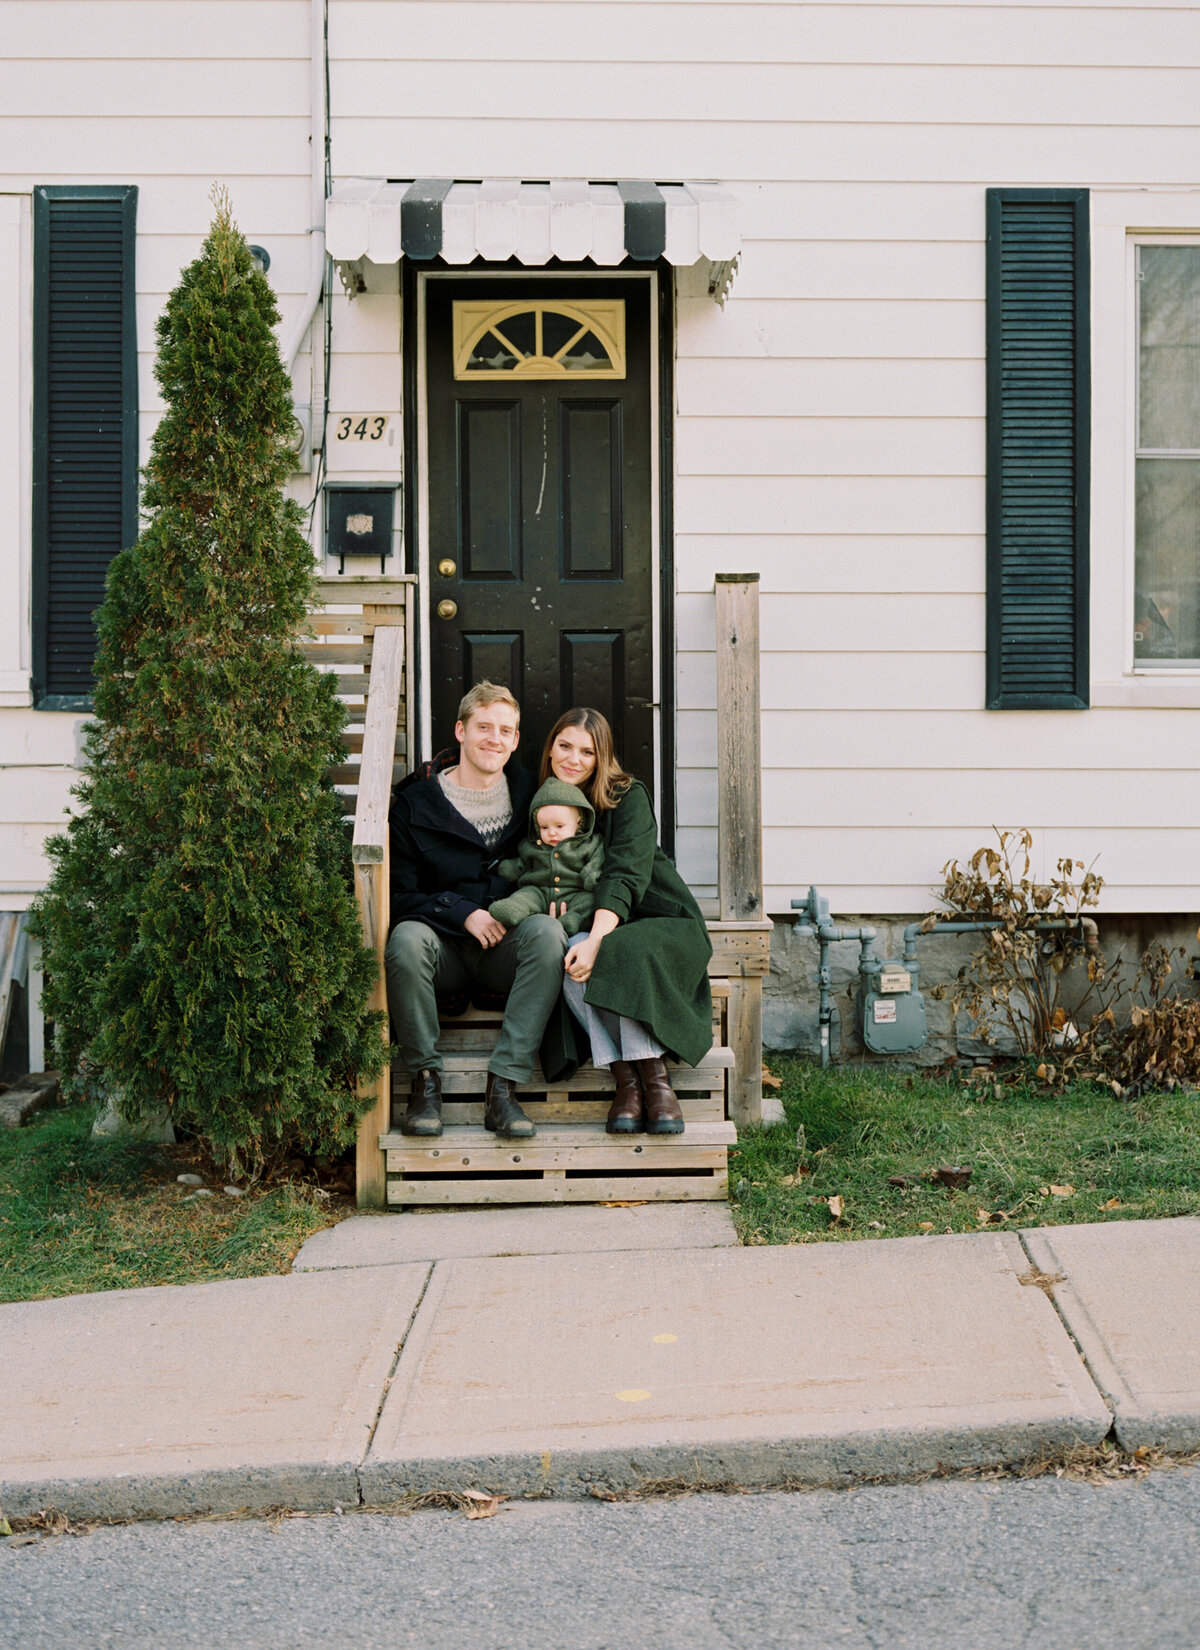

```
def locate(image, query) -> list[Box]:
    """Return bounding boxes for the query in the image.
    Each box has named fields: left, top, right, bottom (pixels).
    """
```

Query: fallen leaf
left=826, top=1195, right=844, bottom=1222
left=779, top=1174, right=797, bottom=1187
left=976, top=1208, right=1008, bottom=1225
left=1101, top=1197, right=1122, bottom=1211
left=919, top=1221, right=935, bottom=1232
left=931, top=1165, right=973, bottom=1191
left=887, top=1175, right=910, bottom=1189
left=462, top=1489, right=505, bottom=1520
left=868, top=1220, right=884, bottom=1230
left=1049, top=1184, right=1075, bottom=1198
left=761, top=1064, right=783, bottom=1091
left=0, top=1517, right=10, bottom=1537
left=601, top=1201, right=648, bottom=1208
left=3, top=1534, right=38, bottom=1548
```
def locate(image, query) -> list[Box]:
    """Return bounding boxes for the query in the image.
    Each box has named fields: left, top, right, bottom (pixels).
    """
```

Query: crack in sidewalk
left=352, top=1259, right=440, bottom=1505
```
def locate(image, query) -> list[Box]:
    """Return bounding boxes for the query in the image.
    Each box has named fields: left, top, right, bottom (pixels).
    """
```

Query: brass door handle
left=436, top=600, right=458, bottom=620
left=438, top=558, right=457, bottom=577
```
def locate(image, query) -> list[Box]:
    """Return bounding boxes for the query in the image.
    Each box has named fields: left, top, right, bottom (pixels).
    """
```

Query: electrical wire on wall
left=306, top=0, right=332, bottom=546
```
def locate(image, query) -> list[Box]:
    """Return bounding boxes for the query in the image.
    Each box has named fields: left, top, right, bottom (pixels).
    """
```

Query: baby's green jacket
left=488, top=777, right=605, bottom=930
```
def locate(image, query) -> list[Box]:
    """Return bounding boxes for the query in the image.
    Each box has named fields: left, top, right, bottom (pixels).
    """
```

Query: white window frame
left=1090, top=190, right=1200, bottom=706
left=0, top=194, right=33, bottom=706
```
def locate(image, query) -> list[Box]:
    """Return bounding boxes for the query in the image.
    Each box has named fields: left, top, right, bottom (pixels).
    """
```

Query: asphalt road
left=3, top=1470, right=1200, bottom=1650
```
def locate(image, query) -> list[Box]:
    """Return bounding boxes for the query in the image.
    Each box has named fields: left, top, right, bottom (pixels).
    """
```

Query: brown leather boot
left=606, top=1060, right=644, bottom=1134
left=636, top=1057, right=684, bottom=1134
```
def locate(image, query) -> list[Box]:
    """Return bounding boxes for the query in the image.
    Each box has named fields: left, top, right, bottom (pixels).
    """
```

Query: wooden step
left=418, top=1095, right=724, bottom=1126
left=381, top=1120, right=734, bottom=1206
left=390, top=1048, right=734, bottom=1093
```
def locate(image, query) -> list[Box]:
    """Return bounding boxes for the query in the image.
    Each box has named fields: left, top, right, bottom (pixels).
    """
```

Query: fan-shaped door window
left=453, top=299, right=626, bottom=380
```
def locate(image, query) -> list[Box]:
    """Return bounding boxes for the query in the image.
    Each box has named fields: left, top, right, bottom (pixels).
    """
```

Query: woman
left=540, top=708, right=712, bottom=1136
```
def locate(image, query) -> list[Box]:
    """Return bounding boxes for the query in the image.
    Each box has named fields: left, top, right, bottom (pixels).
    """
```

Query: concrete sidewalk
left=3, top=1209, right=1199, bottom=1522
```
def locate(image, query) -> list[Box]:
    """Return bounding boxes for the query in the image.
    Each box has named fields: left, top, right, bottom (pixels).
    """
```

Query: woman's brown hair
left=539, top=708, right=634, bottom=812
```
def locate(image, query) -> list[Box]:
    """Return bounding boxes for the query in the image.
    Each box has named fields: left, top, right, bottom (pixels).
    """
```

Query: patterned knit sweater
left=438, top=769, right=513, bottom=847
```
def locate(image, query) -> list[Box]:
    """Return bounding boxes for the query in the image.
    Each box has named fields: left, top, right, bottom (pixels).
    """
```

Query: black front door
left=425, top=278, right=655, bottom=788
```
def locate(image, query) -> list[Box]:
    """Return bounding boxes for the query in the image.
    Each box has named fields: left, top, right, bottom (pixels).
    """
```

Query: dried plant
left=926, top=831, right=1200, bottom=1093
left=925, top=829, right=1105, bottom=1060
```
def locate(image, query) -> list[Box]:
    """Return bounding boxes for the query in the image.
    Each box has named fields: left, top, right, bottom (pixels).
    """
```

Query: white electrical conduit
left=282, top=0, right=327, bottom=372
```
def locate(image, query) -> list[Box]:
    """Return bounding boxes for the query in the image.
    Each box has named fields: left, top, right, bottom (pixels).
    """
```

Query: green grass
left=0, top=1105, right=346, bottom=1303
left=732, top=1059, right=1200, bottom=1245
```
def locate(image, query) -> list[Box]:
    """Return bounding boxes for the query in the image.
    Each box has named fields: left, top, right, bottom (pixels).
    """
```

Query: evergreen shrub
left=31, top=192, right=386, bottom=1174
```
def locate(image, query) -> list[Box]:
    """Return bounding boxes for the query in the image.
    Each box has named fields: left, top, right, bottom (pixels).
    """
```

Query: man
left=385, top=682, right=568, bottom=1139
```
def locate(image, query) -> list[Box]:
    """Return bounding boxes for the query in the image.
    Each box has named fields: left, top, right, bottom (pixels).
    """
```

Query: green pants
left=489, top=884, right=594, bottom=931
left=384, top=914, right=568, bottom=1081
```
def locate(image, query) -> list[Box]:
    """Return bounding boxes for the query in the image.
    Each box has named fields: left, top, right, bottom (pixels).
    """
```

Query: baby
left=488, top=777, right=604, bottom=931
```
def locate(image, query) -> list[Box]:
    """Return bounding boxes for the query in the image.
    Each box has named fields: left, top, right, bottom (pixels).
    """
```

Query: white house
left=2, top=0, right=1199, bottom=1059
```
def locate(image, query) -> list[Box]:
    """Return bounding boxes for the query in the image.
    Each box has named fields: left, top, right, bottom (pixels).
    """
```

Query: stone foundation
left=762, top=912, right=1200, bottom=1066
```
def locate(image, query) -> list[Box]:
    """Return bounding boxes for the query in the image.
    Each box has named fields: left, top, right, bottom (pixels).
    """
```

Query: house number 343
left=335, top=416, right=388, bottom=441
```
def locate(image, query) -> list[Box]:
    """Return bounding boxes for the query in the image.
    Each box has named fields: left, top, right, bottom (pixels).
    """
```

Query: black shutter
left=32, top=185, right=138, bottom=709
left=986, top=189, right=1090, bottom=709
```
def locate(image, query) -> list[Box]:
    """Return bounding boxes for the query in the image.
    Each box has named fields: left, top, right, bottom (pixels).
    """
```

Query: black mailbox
left=325, top=485, right=397, bottom=574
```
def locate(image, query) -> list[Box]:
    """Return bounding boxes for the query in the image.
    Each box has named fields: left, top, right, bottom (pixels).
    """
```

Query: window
left=453, top=299, right=625, bottom=380
left=1133, top=241, right=1200, bottom=667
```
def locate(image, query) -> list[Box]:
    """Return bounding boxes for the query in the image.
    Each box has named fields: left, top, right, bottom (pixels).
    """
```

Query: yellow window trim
left=453, top=298, right=626, bottom=380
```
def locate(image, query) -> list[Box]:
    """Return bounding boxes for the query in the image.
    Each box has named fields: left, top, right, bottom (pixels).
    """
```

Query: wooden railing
left=303, top=577, right=413, bottom=1209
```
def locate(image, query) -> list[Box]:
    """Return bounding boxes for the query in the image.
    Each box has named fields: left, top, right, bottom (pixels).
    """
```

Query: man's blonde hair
left=457, top=680, right=520, bottom=725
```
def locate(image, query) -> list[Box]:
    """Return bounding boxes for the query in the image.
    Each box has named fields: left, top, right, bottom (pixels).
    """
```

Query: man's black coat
left=388, top=749, right=536, bottom=937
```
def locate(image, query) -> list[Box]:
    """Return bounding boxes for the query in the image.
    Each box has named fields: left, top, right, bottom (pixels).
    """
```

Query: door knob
left=436, top=600, right=458, bottom=620
left=438, top=558, right=457, bottom=577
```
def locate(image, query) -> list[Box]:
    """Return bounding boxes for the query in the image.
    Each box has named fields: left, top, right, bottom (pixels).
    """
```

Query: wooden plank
left=391, top=1051, right=734, bottom=1092
left=351, top=625, right=405, bottom=867
left=389, top=1147, right=729, bottom=1174
left=310, top=614, right=408, bottom=636
left=328, top=760, right=405, bottom=789
left=726, top=974, right=764, bottom=1130
left=385, top=1123, right=733, bottom=1172
left=353, top=858, right=391, bottom=1211
left=297, top=642, right=373, bottom=666
left=313, top=576, right=414, bottom=604
left=387, top=1171, right=729, bottom=1206
left=706, top=924, right=771, bottom=978
left=324, top=673, right=372, bottom=697
left=341, top=729, right=406, bottom=756
left=417, top=1095, right=727, bottom=1126
left=715, top=575, right=763, bottom=923
left=383, top=1121, right=735, bottom=1149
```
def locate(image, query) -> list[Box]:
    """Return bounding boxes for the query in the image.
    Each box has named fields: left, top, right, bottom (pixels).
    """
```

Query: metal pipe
left=902, top=915, right=1095, bottom=967
left=792, top=888, right=877, bottom=1067
left=282, top=0, right=328, bottom=372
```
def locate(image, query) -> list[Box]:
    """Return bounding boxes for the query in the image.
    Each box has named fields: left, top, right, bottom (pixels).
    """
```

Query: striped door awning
left=326, top=178, right=740, bottom=299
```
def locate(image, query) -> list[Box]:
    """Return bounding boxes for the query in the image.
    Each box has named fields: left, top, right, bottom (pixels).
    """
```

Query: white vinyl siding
left=3, top=0, right=1200, bottom=915
left=0, top=0, right=312, bottom=904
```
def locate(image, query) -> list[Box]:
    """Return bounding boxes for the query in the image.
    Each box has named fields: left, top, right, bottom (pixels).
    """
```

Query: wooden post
left=353, top=858, right=391, bottom=1208
left=27, top=932, right=45, bottom=1075
left=714, top=574, right=765, bottom=1129
left=352, top=621, right=406, bottom=1209
left=715, top=574, right=762, bottom=923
